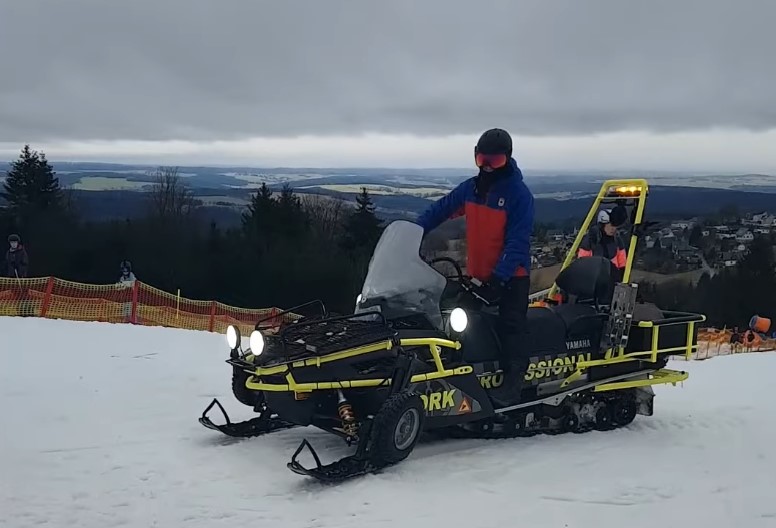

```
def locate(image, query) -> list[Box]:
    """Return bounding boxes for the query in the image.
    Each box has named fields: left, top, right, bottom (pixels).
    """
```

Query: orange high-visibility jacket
left=577, top=228, right=627, bottom=269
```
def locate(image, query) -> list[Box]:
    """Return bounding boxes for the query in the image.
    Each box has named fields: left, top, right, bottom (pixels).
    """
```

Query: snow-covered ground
left=1, top=316, right=775, bottom=528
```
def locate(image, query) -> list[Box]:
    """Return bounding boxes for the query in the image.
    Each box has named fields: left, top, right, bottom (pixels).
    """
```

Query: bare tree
left=147, top=166, right=196, bottom=219
left=301, top=194, right=346, bottom=240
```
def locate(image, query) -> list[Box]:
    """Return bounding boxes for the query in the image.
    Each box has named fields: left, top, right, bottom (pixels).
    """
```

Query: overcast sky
left=1, top=0, right=775, bottom=172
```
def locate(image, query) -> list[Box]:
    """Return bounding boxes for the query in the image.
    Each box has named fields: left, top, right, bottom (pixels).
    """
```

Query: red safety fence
left=3, top=276, right=774, bottom=361
left=0, top=276, right=298, bottom=337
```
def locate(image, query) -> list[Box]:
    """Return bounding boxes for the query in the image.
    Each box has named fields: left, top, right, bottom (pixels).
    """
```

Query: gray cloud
left=1, top=0, right=775, bottom=143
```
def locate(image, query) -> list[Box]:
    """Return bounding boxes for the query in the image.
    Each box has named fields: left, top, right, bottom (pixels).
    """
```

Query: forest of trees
left=638, top=234, right=776, bottom=329
left=2, top=145, right=775, bottom=328
left=0, top=145, right=383, bottom=314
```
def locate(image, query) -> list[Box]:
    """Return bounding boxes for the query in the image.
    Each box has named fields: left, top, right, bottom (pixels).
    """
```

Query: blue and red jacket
left=417, top=158, right=534, bottom=283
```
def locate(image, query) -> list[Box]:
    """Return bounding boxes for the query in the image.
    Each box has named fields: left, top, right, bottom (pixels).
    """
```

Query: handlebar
left=427, top=257, right=497, bottom=307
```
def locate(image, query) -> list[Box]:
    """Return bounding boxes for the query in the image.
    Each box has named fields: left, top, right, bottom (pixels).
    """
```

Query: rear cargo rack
left=561, top=309, right=706, bottom=388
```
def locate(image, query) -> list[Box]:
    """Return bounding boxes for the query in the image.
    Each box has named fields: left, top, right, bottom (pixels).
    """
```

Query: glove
left=471, top=279, right=506, bottom=306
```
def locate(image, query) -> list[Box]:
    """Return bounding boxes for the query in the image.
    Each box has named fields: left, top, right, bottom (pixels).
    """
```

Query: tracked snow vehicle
left=199, top=179, right=706, bottom=482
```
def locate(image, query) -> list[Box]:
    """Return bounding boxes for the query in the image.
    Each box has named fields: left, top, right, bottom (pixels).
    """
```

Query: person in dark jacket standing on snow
left=5, top=234, right=29, bottom=278
left=416, top=128, right=534, bottom=404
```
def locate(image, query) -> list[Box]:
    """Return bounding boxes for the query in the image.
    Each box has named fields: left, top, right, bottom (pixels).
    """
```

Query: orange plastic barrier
left=0, top=276, right=297, bottom=337
left=750, top=315, right=771, bottom=334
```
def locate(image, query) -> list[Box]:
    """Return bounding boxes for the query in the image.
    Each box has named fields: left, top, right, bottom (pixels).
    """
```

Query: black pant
left=496, top=276, right=530, bottom=375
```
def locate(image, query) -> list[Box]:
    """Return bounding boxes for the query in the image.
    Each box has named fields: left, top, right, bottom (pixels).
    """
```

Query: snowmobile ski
left=287, top=439, right=377, bottom=483
left=199, top=398, right=297, bottom=438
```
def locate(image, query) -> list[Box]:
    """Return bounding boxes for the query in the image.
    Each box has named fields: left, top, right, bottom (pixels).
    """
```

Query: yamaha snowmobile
left=199, top=178, right=706, bottom=483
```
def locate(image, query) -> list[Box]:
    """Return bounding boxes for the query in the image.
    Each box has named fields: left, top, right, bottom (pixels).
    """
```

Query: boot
left=489, top=360, right=525, bottom=407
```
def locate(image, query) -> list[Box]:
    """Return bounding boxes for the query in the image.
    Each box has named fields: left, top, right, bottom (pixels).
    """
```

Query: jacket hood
left=508, top=157, right=523, bottom=181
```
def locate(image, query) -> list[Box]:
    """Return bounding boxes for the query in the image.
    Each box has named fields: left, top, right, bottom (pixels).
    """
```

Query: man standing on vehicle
left=416, top=128, right=534, bottom=404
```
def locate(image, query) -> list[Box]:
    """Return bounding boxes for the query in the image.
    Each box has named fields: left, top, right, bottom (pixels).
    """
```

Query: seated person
left=578, top=208, right=628, bottom=279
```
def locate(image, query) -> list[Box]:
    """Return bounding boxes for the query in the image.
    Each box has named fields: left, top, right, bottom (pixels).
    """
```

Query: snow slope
left=1, top=316, right=775, bottom=528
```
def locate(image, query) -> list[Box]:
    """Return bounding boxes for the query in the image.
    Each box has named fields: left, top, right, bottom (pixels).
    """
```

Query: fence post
left=40, top=276, right=55, bottom=317
left=208, top=301, right=217, bottom=332
left=130, top=280, right=139, bottom=324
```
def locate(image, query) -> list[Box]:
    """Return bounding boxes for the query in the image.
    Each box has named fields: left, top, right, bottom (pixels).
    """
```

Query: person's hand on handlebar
left=468, top=277, right=506, bottom=306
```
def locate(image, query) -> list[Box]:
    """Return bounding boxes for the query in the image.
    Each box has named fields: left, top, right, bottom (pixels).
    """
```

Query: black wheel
left=611, top=396, right=637, bottom=426
left=368, top=391, right=425, bottom=466
left=594, top=403, right=614, bottom=431
left=561, top=413, right=580, bottom=433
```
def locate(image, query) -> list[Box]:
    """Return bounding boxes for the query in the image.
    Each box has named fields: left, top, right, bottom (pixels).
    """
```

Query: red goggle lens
left=475, top=153, right=507, bottom=169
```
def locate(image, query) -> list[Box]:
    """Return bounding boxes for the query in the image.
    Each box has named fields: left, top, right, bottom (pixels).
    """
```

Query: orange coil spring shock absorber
left=337, top=390, right=358, bottom=437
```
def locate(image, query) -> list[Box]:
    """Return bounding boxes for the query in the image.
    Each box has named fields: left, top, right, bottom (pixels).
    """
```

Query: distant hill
left=3, top=160, right=776, bottom=227
left=55, top=183, right=776, bottom=229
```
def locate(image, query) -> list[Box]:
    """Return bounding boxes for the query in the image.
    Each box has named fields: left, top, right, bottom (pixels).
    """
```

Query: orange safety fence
left=0, top=276, right=299, bottom=337
left=695, top=327, right=776, bottom=359
left=3, top=276, right=775, bottom=360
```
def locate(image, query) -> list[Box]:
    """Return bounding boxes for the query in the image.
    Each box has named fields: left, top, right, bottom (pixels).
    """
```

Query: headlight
left=449, top=307, right=468, bottom=333
left=356, top=294, right=363, bottom=305
left=226, top=325, right=240, bottom=350
left=249, top=330, right=265, bottom=356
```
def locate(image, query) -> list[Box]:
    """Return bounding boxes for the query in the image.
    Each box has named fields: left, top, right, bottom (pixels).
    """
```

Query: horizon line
left=1, top=158, right=773, bottom=177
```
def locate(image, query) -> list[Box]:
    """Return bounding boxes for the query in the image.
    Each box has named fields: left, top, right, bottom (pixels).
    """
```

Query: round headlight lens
left=449, top=307, right=468, bottom=333
left=249, top=330, right=265, bottom=356
left=226, top=325, right=240, bottom=349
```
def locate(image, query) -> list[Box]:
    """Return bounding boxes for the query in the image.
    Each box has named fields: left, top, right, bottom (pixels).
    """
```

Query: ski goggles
left=474, top=152, right=508, bottom=169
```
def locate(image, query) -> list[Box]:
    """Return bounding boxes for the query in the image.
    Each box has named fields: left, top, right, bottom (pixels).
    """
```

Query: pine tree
left=1, top=145, right=63, bottom=218
left=241, top=183, right=276, bottom=249
left=341, top=187, right=383, bottom=253
left=275, top=184, right=308, bottom=238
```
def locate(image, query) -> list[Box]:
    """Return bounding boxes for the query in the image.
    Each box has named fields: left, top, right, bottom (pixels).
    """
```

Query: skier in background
left=5, top=234, right=29, bottom=278
left=117, top=260, right=137, bottom=322
left=117, top=260, right=136, bottom=287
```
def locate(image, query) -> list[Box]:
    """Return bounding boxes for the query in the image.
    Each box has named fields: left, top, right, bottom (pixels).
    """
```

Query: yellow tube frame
left=547, top=179, right=649, bottom=300
left=244, top=337, right=470, bottom=393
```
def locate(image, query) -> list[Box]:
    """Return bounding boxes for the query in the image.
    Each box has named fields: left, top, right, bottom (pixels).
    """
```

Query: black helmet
left=8, top=234, right=20, bottom=243
left=598, top=205, right=628, bottom=227
left=475, top=128, right=513, bottom=156
left=608, top=204, right=628, bottom=227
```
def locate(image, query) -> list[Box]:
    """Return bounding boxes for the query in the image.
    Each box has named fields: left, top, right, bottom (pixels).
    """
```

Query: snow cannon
left=749, top=315, right=771, bottom=334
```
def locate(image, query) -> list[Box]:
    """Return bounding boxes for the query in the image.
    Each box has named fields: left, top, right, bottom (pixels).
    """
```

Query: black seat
left=555, top=256, right=618, bottom=305
left=552, top=303, right=602, bottom=333
left=523, top=305, right=568, bottom=356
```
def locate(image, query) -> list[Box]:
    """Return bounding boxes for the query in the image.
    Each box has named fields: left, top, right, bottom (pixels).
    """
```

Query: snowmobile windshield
left=355, top=220, right=447, bottom=329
